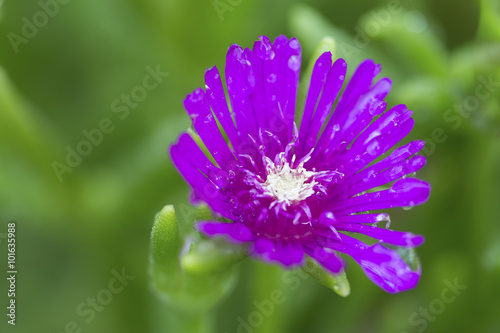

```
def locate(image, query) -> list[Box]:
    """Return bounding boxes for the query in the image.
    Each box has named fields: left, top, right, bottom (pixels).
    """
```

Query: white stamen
left=259, top=155, right=318, bottom=207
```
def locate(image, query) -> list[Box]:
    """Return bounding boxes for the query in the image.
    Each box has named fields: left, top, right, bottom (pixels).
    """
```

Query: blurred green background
left=1, top=0, right=500, bottom=332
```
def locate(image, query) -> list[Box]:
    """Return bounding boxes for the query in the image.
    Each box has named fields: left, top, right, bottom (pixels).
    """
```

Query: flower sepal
left=387, top=244, right=421, bottom=273
left=302, top=255, right=351, bottom=297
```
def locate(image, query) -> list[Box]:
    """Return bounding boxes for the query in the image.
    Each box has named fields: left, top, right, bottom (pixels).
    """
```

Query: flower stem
left=162, top=307, right=215, bottom=333
left=253, top=263, right=286, bottom=333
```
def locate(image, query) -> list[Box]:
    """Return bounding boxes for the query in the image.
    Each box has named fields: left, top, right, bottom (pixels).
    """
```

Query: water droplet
left=189, top=89, right=204, bottom=103
left=230, top=196, right=239, bottom=208
left=288, top=55, right=301, bottom=71
left=366, top=141, right=381, bottom=156
left=267, top=73, right=277, bottom=83
left=368, top=100, right=386, bottom=115
left=227, top=76, right=233, bottom=84
left=255, top=40, right=275, bottom=60
left=228, top=170, right=236, bottom=179
left=336, top=172, right=345, bottom=182
left=189, top=113, right=199, bottom=122
left=247, top=74, right=256, bottom=89
left=333, top=124, right=340, bottom=132
left=363, top=170, right=377, bottom=182
left=376, top=214, right=389, bottom=222
left=390, top=165, right=403, bottom=178
left=289, top=38, right=300, bottom=49
left=203, top=112, right=214, bottom=123
left=339, top=74, right=345, bottom=80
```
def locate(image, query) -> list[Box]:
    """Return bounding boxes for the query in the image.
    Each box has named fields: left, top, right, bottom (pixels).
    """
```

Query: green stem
left=253, top=263, right=285, bottom=333
left=161, top=306, right=215, bottom=333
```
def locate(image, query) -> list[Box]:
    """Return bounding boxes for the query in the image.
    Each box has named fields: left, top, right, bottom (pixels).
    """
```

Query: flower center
left=261, top=159, right=317, bottom=206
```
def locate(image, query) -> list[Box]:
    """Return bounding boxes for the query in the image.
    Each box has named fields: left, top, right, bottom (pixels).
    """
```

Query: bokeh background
left=1, top=0, right=499, bottom=332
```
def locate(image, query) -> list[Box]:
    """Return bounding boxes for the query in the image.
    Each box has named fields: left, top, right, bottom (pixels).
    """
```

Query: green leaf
left=357, top=10, right=448, bottom=78
left=302, top=255, right=351, bottom=297
left=0, top=67, right=60, bottom=165
left=288, top=4, right=401, bottom=80
left=478, top=0, right=500, bottom=41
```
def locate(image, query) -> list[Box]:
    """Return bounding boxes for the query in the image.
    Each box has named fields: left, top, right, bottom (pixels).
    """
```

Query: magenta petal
left=304, top=245, right=344, bottom=274
left=317, top=235, right=420, bottom=293
left=282, top=37, right=302, bottom=138
left=247, top=36, right=290, bottom=154
left=333, top=78, right=392, bottom=149
left=315, top=59, right=379, bottom=154
left=197, top=221, right=256, bottom=243
left=225, top=45, right=257, bottom=141
left=204, top=66, right=239, bottom=148
left=336, top=59, right=377, bottom=109
left=353, top=104, right=411, bottom=150
left=350, top=243, right=421, bottom=293
left=184, top=88, right=235, bottom=169
left=332, top=178, right=431, bottom=214
left=251, top=238, right=304, bottom=267
left=304, top=58, right=347, bottom=154
left=376, top=140, right=426, bottom=170
left=298, top=52, right=334, bottom=154
left=341, top=155, right=427, bottom=199
left=337, top=213, right=391, bottom=224
left=336, top=223, right=424, bottom=247
left=170, top=134, right=232, bottom=218
left=170, top=132, right=212, bottom=174
left=336, top=117, right=415, bottom=176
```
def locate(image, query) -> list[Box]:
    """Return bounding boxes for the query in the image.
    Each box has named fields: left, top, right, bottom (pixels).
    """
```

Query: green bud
left=182, top=238, right=247, bottom=274
left=149, top=204, right=239, bottom=313
left=149, top=205, right=181, bottom=292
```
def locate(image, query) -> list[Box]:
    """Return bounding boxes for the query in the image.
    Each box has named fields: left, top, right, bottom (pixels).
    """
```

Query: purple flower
left=170, top=35, right=430, bottom=293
